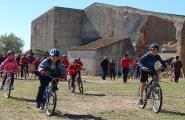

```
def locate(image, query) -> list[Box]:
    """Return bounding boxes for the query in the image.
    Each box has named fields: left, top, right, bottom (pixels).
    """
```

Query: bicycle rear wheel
left=151, top=85, right=163, bottom=113
left=45, top=90, right=57, bottom=116
left=3, top=78, right=11, bottom=99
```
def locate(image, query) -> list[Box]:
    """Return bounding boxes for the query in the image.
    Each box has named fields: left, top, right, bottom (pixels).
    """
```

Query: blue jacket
left=140, top=52, right=167, bottom=70
left=38, top=58, right=66, bottom=77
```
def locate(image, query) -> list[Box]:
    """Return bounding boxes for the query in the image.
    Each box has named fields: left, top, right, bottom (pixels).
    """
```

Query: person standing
left=171, top=56, right=183, bottom=83
left=120, top=54, right=132, bottom=83
left=109, top=59, right=116, bottom=80
left=134, top=55, right=142, bottom=79
left=100, top=56, right=109, bottom=80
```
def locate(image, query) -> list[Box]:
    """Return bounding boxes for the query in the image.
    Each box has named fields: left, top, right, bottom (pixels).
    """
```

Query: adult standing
left=171, top=56, right=183, bottom=83
left=120, top=54, right=132, bottom=83
left=109, top=59, right=116, bottom=80
left=100, top=56, right=109, bottom=80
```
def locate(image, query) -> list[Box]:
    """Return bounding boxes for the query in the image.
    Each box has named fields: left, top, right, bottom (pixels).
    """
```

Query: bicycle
left=68, top=73, right=84, bottom=94
left=2, top=71, right=15, bottom=99
left=137, top=68, right=167, bottom=113
left=40, top=76, right=59, bottom=116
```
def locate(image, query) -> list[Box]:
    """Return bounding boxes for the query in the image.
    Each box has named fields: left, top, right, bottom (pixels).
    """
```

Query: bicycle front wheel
left=151, top=85, right=163, bottom=113
left=78, top=79, right=84, bottom=94
left=45, top=90, right=57, bottom=116
left=138, top=89, right=147, bottom=109
left=3, top=78, right=11, bottom=99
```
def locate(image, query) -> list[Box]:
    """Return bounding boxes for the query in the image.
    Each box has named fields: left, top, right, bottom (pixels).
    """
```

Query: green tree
left=0, top=33, right=24, bottom=54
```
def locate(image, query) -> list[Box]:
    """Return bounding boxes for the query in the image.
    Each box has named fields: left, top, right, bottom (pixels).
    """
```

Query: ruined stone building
left=31, top=3, right=185, bottom=75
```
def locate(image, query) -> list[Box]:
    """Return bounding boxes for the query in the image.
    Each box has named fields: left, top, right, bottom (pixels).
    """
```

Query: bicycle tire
left=151, top=85, right=163, bottom=113
left=78, top=79, right=83, bottom=94
left=138, top=89, right=147, bottom=109
left=45, top=90, right=57, bottom=116
left=3, top=76, right=11, bottom=99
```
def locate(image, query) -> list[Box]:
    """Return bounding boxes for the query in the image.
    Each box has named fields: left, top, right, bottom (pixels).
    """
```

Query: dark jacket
left=101, top=59, right=109, bottom=70
left=171, top=59, right=182, bottom=73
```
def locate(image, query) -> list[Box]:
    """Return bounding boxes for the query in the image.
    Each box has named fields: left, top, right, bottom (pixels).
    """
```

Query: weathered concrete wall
left=179, top=22, right=185, bottom=73
left=31, top=9, right=55, bottom=50
left=83, top=3, right=147, bottom=42
left=135, top=15, right=177, bottom=54
left=54, top=8, right=84, bottom=54
left=93, top=38, right=134, bottom=75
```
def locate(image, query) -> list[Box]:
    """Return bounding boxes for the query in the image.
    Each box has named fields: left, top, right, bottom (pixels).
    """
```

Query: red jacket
left=76, top=61, right=83, bottom=70
left=61, top=59, right=69, bottom=68
left=32, top=59, right=41, bottom=68
left=20, top=56, right=28, bottom=65
left=120, top=57, right=132, bottom=69
left=68, top=64, right=78, bottom=75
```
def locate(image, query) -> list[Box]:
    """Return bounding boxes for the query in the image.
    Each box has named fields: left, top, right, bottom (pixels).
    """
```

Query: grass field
left=0, top=76, right=185, bottom=120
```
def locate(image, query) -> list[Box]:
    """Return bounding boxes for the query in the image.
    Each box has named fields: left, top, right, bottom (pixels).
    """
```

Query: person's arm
left=139, top=55, right=147, bottom=69
left=58, top=62, right=67, bottom=76
left=0, top=59, right=7, bottom=70
left=38, top=59, right=48, bottom=72
left=158, top=55, right=167, bottom=69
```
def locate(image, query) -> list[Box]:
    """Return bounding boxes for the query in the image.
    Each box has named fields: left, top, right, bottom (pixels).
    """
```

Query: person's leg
left=21, top=65, right=24, bottom=77
left=71, top=74, right=76, bottom=87
left=139, top=70, right=148, bottom=100
left=2, top=73, right=7, bottom=86
left=102, top=69, right=106, bottom=80
left=174, top=72, right=180, bottom=83
left=11, top=73, right=14, bottom=85
left=113, top=70, right=116, bottom=80
left=36, top=76, right=50, bottom=107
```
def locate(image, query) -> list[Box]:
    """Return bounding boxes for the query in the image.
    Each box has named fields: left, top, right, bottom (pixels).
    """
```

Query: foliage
left=0, top=33, right=24, bottom=54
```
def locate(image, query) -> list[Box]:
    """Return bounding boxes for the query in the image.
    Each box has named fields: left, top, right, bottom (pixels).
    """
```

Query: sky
left=0, top=0, right=185, bottom=52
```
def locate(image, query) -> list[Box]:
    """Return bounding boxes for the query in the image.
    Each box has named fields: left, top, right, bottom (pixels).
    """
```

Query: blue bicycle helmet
left=49, top=48, right=60, bottom=57
left=149, top=44, right=159, bottom=50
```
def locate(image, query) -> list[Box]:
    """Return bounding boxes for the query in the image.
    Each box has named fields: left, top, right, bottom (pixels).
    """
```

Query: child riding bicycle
left=0, top=50, right=19, bottom=90
left=139, top=44, right=167, bottom=105
left=35, top=48, right=66, bottom=108
left=68, top=60, right=79, bottom=88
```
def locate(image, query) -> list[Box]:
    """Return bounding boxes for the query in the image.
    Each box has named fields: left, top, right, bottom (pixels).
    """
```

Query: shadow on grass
left=54, top=111, right=104, bottom=120
left=10, top=96, right=35, bottom=103
left=84, top=93, right=106, bottom=97
left=161, top=109, right=185, bottom=116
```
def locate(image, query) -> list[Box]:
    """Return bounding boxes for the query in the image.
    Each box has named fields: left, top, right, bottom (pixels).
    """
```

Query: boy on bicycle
left=68, top=60, right=79, bottom=91
left=35, top=48, right=66, bottom=108
left=139, top=44, right=167, bottom=104
left=0, top=50, right=19, bottom=90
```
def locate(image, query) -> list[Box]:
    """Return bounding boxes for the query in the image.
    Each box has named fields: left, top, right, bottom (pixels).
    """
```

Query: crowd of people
left=100, top=45, right=183, bottom=84
left=0, top=44, right=184, bottom=108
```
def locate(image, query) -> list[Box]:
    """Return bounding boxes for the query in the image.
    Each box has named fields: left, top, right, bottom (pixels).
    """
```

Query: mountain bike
left=68, top=73, right=84, bottom=94
left=40, top=76, right=59, bottom=116
left=137, top=68, right=167, bottom=113
left=2, top=71, right=14, bottom=99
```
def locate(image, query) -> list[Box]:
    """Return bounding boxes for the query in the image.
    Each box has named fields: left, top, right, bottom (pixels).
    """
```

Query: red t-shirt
left=120, top=57, right=132, bottom=68
left=68, top=64, right=78, bottom=75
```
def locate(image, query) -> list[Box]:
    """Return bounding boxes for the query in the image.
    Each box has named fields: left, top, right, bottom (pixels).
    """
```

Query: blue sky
left=0, top=0, right=185, bottom=52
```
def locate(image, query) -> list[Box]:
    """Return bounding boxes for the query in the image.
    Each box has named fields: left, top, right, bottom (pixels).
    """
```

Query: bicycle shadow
left=84, top=93, right=106, bottom=97
left=10, top=96, right=35, bottom=103
left=54, top=111, right=104, bottom=120
left=161, top=109, right=185, bottom=116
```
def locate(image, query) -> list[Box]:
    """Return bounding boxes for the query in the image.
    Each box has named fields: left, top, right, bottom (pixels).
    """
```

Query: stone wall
left=179, top=22, right=185, bottom=73
left=31, top=9, right=55, bottom=50
left=53, top=8, right=84, bottom=54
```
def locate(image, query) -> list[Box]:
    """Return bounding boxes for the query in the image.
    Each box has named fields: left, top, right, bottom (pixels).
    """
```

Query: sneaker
left=36, top=102, right=41, bottom=108
left=139, top=98, right=143, bottom=105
